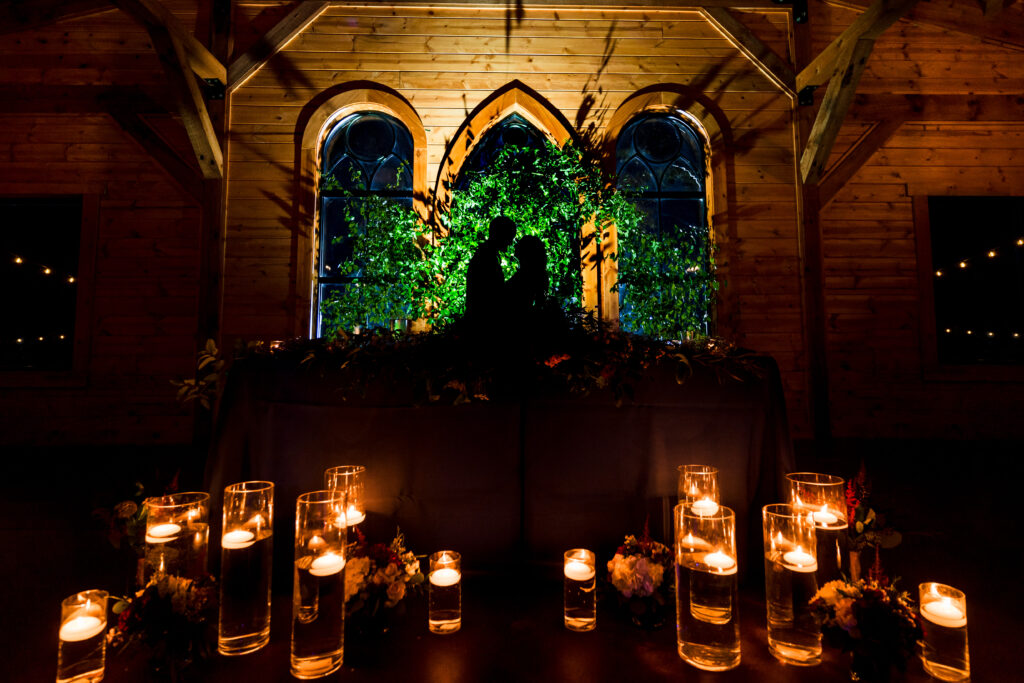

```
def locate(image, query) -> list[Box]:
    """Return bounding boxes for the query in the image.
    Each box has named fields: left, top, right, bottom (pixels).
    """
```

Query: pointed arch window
left=454, top=113, right=546, bottom=190
left=316, top=111, right=413, bottom=336
left=615, top=112, right=713, bottom=337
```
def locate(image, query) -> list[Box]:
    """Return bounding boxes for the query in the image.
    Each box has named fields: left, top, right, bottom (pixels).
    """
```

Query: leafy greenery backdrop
left=318, top=140, right=719, bottom=338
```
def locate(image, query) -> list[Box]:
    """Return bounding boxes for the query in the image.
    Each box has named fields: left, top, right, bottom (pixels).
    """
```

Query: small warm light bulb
left=945, top=328, right=952, bottom=334
left=935, top=270, right=943, bottom=277
left=1018, top=239, right=1024, bottom=246
left=13, top=256, right=22, bottom=264
left=68, top=276, right=75, bottom=283
left=16, top=338, right=23, bottom=344
left=966, top=330, right=973, bottom=335
left=988, top=250, right=997, bottom=258
left=1014, top=333, right=1020, bottom=338
left=959, top=261, right=967, bottom=269
left=38, top=336, right=44, bottom=341
left=42, top=267, right=52, bottom=275
left=59, top=334, right=65, bottom=340
left=987, top=332, right=995, bottom=337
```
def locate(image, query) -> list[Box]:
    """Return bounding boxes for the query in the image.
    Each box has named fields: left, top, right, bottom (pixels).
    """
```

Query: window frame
left=0, top=192, right=97, bottom=388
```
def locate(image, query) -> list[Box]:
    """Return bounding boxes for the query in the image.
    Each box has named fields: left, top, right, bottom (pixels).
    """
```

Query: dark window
left=455, top=113, right=546, bottom=190
left=0, top=196, right=82, bottom=371
left=929, top=196, right=1024, bottom=364
left=615, top=113, right=711, bottom=336
left=317, top=112, right=413, bottom=336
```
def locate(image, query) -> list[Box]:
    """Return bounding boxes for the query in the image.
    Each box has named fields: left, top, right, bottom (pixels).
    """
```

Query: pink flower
left=385, top=579, right=406, bottom=607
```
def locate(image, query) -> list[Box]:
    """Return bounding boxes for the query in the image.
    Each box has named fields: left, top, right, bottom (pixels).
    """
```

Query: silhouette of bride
left=506, top=235, right=548, bottom=318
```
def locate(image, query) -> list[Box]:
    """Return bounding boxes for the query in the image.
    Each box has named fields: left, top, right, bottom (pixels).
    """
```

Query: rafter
left=801, top=38, right=874, bottom=184
left=0, top=85, right=172, bottom=114
left=819, top=117, right=903, bottom=205
left=699, top=7, right=796, bottom=98
left=112, top=0, right=226, bottom=84
left=228, top=1, right=329, bottom=92
left=147, top=23, right=223, bottom=178
left=822, top=0, right=1024, bottom=53
left=0, top=0, right=114, bottom=36
left=848, top=94, right=1024, bottom=121
left=798, top=0, right=918, bottom=92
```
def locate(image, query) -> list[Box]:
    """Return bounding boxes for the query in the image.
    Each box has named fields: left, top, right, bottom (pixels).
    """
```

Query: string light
left=4, top=253, right=75, bottom=282
left=59, top=334, right=65, bottom=340
left=987, top=250, right=997, bottom=258
left=42, top=267, right=51, bottom=275
left=1018, top=239, right=1023, bottom=246
left=935, top=270, right=943, bottom=277
left=934, top=236, right=1024, bottom=275
left=945, top=328, right=951, bottom=333
left=16, top=338, right=23, bottom=344
left=959, top=261, right=967, bottom=269
left=966, top=330, right=973, bottom=335
left=987, top=332, right=995, bottom=337
left=13, top=256, right=22, bottom=264
left=67, top=276, right=75, bottom=283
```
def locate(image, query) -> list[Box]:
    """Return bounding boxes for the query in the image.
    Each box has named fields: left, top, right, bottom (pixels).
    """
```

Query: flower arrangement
left=811, top=579, right=922, bottom=682
left=844, top=463, right=901, bottom=582
left=344, top=528, right=424, bottom=634
left=606, top=525, right=674, bottom=628
left=107, top=573, right=217, bottom=681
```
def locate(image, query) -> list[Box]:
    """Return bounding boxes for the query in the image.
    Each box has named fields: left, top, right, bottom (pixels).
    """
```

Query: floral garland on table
left=606, top=526, right=675, bottom=629
left=344, top=528, right=425, bottom=635
left=811, top=579, right=922, bottom=683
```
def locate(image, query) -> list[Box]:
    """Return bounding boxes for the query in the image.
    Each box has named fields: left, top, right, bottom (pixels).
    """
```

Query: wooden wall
left=224, top=3, right=811, bottom=433
left=814, top=0, right=1024, bottom=438
left=1, top=0, right=1021, bottom=445
left=0, top=4, right=203, bottom=445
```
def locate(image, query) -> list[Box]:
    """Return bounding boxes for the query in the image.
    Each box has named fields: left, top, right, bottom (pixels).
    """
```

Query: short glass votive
left=142, top=491, right=210, bottom=582
left=677, top=465, right=720, bottom=516
left=787, top=472, right=847, bottom=583
left=218, top=481, right=274, bottom=657
left=563, top=549, right=597, bottom=632
left=675, top=503, right=740, bottom=670
left=919, top=583, right=969, bottom=681
left=324, top=465, right=366, bottom=530
left=291, top=490, right=347, bottom=679
left=762, top=503, right=821, bottom=666
left=57, top=589, right=108, bottom=683
left=428, top=550, right=461, bottom=634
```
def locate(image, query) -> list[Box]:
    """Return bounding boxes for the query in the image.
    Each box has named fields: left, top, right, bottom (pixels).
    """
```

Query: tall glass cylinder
left=675, top=504, right=741, bottom=671
left=762, top=503, right=821, bottom=666
left=563, top=549, right=596, bottom=632
left=786, top=472, right=847, bottom=583
left=324, top=465, right=366, bottom=533
left=218, top=481, right=274, bottom=656
left=56, top=590, right=107, bottom=683
left=919, top=583, right=969, bottom=681
left=291, top=489, right=347, bottom=679
left=677, top=465, right=720, bottom=516
left=142, top=491, right=209, bottom=582
left=428, top=550, right=461, bottom=634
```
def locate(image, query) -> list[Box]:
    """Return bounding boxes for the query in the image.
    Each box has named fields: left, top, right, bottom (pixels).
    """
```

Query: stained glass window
left=317, top=112, right=413, bottom=336
left=455, top=113, right=546, bottom=190
left=615, top=113, right=712, bottom=337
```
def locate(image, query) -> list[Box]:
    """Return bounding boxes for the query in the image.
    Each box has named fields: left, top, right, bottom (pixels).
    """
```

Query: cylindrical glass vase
left=677, top=465, right=720, bottom=517
left=563, top=549, right=597, bottom=632
left=142, top=491, right=209, bottom=582
left=919, top=583, right=969, bottom=682
left=428, top=550, right=461, bottom=634
left=291, top=489, right=348, bottom=679
left=324, top=465, right=366, bottom=532
left=218, top=481, right=274, bottom=656
left=675, top=504, right=740, bottom=671
left=56, top=589, right=108, bottom=683
left=762, top=503, right=821, bottom=666
left=786, top=472, right=847, bottom=584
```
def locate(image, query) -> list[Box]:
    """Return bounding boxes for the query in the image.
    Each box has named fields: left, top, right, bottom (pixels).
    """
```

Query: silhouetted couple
left=465, top=216, right=548, bottom=329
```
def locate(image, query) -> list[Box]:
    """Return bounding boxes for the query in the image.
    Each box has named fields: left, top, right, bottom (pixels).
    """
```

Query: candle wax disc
left=430, top=568, right=461, bottom=587
left=60, top=615, right=105, bottom=642
left=564, top=560, right=596, bottom=581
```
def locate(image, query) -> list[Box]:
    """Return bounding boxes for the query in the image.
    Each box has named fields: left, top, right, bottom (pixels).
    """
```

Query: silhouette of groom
left=465, top=215, right=516, bottom=324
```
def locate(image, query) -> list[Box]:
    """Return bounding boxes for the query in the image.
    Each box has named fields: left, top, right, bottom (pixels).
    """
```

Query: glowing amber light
left=959, top=261, right=967, bottom=269
left=987, top=332, right=995, bottom=337
left=1018, top=239, right=1024, bottom=246
left=935, top=270, right=943, bottom=277
left=16, top=338, right=23, bottom=344
left=68, top=276, right=75, bottom=283
left=1014, top=333, right=1021, bottom=338
left=966, top=330, right=973, bottom=335
left=988, top=250, right=997, bottom=258
left=13, top=256, right=22, bottom=264
left=945, top=328, right=951, bottom=334
left=59, top=334, right=66, bottom=340
left=38, top=336, right=44, bottom=341
left=42, top=267, right=52, bottom=275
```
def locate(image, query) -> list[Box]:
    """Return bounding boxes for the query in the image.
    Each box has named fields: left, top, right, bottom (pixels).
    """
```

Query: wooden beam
left=848, top=94, right=1024, bottom=121
left=818, top=117, right=903, bottom=205
left=797, top=0, right=918, bottom=92
left=103, top=103, right=203, bottom=203
left=0, top=85, right=173, bottom=113
left=147, top=23, right=224, bottom=178
left=982, top=0, right=1004, bottom=17
left=228, top=1, right=328, bottom=92
left=822, top=0, right=1024, bottom=53
left=698, top=7, right=796, bottom=98
left=0, top=0, right=114, bottom=36
left=801, top=38, right=874, bottom=185
left=112, top=0, right=226, bottom=84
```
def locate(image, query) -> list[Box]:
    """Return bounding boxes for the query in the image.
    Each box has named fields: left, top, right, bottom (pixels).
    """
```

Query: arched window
left=316, top=111, right=414, bottom=336
left=454, top=113, right=546, bottom=190
left=615, top=113, right=713, bottom=337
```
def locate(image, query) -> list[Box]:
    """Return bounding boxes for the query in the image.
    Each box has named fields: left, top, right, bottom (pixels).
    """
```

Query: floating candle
left=309, top=552, right=345, bottom=577
left=222, top=529, right=255, bottom=550
left=921, top=598, right=967, bottom=628
left=430, top=567, right=461, bottom=587
left=812, top=506, right=839, bottom=526
left=782, top=547, right=817, bottom=572
left=340, top=505, right=365, bottom=527
left=59, top=615, right=104, bottom=642
left=564, top=560, right=596, bottom=582
left=691, top=498, right=720, bottom=517
left=679, top=533, right=713, bottom=552
left=703, top=550, right=737, bottom=573
left=145, top=523, right=181, bottom=544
